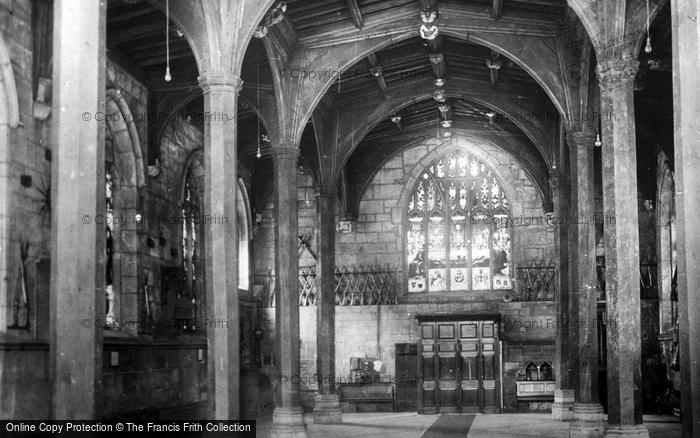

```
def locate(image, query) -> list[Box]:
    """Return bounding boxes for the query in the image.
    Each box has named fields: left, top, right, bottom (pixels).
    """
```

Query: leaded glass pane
left=428, top=214, right=447, bottom=292
left=426, top=178, right=438, bottom=211
left=450, top=213, right=468, bottom=291
left=447, top=154, right=459, bottom=178
left=448, top=182, right=457, bottom=210
left=492, top=217, right=511, bottom=289
left=471, top=213, right=490, bottom=290
left=435, top=158, right=446, bottom=178
left=459, top=182, right=468, bottom=210
left=406, top=151, right=511, bottom=292
left=407, top=215, right=427, bottom=292
left=457, top=154, right=468, bottom=177
left=105, top=168, right=114, bottom=288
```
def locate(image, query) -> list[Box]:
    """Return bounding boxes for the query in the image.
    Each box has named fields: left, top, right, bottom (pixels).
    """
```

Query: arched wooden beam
left=334, top=79, right=556, bottom=177
left=345, top=122, right=551, bottom=219
left=266, top=7, right=569, bottom=148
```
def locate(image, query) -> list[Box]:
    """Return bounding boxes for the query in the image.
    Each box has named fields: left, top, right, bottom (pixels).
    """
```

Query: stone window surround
left=391, top=135, right=549, bottom=300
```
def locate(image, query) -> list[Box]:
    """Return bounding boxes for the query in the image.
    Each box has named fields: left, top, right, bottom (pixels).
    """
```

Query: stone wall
left=252, top=170, right=317, bottom=285
left=259, top=301, right=555, bottom=412
left=251, top=136, right=558, bottom=414
left=0, top=3, right=212, bottom=415
left=336, top=137, right=554, bottom=272
left=100, top=62, right=210, bottom=419
left=102, top=340, right=207, bottom=420
left=138, top=116, right=203, bottom=328
left=0, top=346, right=49, bottom=419
left=252, top=136, right=554, bottom=300
left=0, top=0, right=52, bottom=419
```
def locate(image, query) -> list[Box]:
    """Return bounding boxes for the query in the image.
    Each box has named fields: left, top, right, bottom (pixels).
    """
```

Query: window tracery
left=180, top=169, right=200, bottom=331
left=407, top=151, right=512, bottom=293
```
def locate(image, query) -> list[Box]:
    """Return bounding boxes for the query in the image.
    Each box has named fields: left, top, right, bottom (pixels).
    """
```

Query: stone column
left=568, top=132, right=605, bottom=437
left=551, top=174, right=575, bottom=421
left=49, top=0, right=105, bottom=419
left=271, top=145, right=307, bottom=437
left=671, top=1, right=700, bottom=436
left=597, top=56, right=648, bottom=438
left=198, top=72, right=240, bottom=419
left=313, top=186, right=342, bottom=424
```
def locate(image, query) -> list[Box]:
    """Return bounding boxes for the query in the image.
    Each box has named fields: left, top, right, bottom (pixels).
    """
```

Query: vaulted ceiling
left=105, top=0, right=674, bottom=216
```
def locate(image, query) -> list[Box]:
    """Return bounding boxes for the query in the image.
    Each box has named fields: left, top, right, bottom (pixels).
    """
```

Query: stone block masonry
left=337, top=139, right=554, bottom=268
left=260, top=300, right=555, bottom=412
left=252, top=138, right=554, bottom=276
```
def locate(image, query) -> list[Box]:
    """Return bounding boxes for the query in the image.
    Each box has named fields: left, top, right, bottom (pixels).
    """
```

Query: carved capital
left=198, top=72, right=243, bottom=94
left=596, top=57, right=639, bottom=91
left=567, top=131, right=597, bottom=150
left=317, top=185, right=336, bottom=197
left=271, top=145, right=298, bottom=161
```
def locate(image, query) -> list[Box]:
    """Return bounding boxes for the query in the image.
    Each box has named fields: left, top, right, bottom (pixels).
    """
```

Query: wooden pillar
left=597, top=56, right=648, bottom=438
left=271, top=145, right=307, bottom=438
left=49, top=0, right=105, bottom=419
left=552, top=174, right=575, bottom=421
left=671, top=1, right=700, bottom=436
left=568, top=132, right=605, bottom=437
left=313, top=186, right=342, bottom=424
left=198, top=71, right=240, bottom=420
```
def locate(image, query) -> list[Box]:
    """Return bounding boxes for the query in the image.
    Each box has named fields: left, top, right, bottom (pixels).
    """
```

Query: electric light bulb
left=645, top=36, right=652, bottom=54
left=165, top=67, right=172, bottom=82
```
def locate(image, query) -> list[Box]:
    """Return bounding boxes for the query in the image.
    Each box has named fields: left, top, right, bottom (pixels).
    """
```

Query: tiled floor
left=256, top=413, right=681, bottom=437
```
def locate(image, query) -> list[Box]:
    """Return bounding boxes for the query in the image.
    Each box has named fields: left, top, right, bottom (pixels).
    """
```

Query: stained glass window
left=181, top=169, right=200, bottom=329
left=406, top=151, right=512, bottom=292
left=105, top=134, right=118, bottom=329
left=105, top=165, right=116, bottom=327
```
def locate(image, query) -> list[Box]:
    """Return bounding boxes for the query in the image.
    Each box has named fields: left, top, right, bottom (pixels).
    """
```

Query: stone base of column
left=271, top=406, right=308, bottom=438
left=603, top=424, right=649, bottom=438
left=551, top=389, right=575, bottom=421
left=313, top=393, right=343, bottom=424
left=570, top=403, right=605, bottom=438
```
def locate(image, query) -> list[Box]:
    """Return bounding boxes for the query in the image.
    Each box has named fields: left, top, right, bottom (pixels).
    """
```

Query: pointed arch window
left=104, top=135, right=118, bottom=328
left=105, top=161, right=116, bottom=326
left=180, top=169, right=201, bottom=329
left=407, top=150, right=512, bottom=293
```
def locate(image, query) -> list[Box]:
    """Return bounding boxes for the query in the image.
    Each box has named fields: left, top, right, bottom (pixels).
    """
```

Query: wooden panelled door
left=418, top=319, right=501, bottom=414
left=395, top=343, right=419, bottom=411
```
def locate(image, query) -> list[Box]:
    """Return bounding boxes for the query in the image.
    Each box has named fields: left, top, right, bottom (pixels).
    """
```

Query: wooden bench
left=338, top=383, right=394, bottom=411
